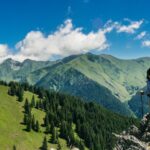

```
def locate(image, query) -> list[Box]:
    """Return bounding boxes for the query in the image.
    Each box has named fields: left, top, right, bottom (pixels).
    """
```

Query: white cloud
left=0, top=19, right=144, bottom=62
left=0, top=19, right=109, bottom=62
left=116, top=19, right=143, bottom=34
left=0, top=44, right=9, bottom=57
left=135, top=31, right=147, bottom=40
left=142, top=40, right=150, bottom=47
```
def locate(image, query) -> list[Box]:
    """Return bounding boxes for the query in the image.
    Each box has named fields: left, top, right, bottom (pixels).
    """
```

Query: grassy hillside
left=0, top=85, right=69, bottom=150
left=0, top=82, right=139, bottom=150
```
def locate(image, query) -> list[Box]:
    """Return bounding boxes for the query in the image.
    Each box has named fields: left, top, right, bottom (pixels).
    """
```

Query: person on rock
left=147, top=68, right=150, bottom=97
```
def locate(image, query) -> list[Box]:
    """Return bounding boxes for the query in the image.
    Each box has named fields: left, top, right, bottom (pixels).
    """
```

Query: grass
left=0, top=85, right=69, bottom=150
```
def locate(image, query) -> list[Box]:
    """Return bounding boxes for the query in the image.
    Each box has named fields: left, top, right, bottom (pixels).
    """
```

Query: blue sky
left=0, top=0, right=150, bottom=61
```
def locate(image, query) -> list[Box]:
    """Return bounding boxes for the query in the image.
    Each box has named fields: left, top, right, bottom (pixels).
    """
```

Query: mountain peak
left=2, top=58, right=21, bottom=71
left=3, top=58, right=18, bottom=63
left=100, top=54, right=118, bottom=59
left=2, top=58, right=21, bottom=65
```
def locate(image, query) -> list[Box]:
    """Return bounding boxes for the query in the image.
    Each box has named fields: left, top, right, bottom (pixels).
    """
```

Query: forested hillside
left=0, top=81, right=139, bottom=150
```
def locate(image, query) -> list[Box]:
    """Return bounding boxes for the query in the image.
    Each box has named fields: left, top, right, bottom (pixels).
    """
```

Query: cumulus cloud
left=0, top=44, right=14, bottom=63
left=142, top=40, right=150, bottom=48
left=135, top=31, right=147, bottom=40
left=0, top=18, right=144, bottom=62
left=0, top=44, right=9, bottom=57
left=116, top=19, right=143, bottom=34
left=13, top=19, right=110, bottom=61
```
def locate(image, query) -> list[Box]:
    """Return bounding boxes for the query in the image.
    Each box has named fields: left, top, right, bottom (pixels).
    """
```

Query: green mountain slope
left=0, top=53, right=149, bottom=116
left=0, top=82, right=139, bottom=150
left=0, top=85, right=69, bottom=150
left=27, top=54, right=149, bottom=101
left=36, top=67, right=133, bottom=116
left=33, top=53, right=150, bottom=116
left=0, top=58, right=54, bottom=82
left=57, top=53, right=148, bottom=102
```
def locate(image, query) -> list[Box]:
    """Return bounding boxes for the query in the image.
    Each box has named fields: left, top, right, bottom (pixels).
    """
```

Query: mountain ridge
left=1, top=53, right=150, bottom=116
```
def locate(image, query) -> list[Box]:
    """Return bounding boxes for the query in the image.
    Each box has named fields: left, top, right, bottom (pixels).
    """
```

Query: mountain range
left=1, top=53, right=149, bottom=117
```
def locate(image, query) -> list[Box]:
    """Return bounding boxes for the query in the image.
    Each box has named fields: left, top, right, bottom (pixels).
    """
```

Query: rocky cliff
left=114, top=113, right=150, bottom=150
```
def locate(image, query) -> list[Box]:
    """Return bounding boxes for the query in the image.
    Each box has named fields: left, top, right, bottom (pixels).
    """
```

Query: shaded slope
left=28, top=53, right=150, bottom=102
left=67, top=54, right=149, bottom=101
left=128, top=86, right=150, bottom=118
left=36, top=67, right=133, bottom=116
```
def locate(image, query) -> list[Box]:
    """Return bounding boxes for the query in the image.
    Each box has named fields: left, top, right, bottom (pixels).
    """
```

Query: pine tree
left=8, top=83, right=16, bottom=96
left=35, top=120, right=40, bottom=132
left=38, top=89, right=44, bottom=99
left=51, top=127, right=58, bottom=144
left=17, top=87, right=24, bottom=102
left=31, top=95, right=35, bottom=108
left=41, top=136, right=48, bottom=150
left=60, top=121, right=67, bottom=139
left=35, top=101, right=39, bottom=109
left=79, top=141, right=85, bottom=150
left=31, top=115, right=36, bottom=130
left=45, top=124, right=50, bottom=134
left=26, top=117, right=31, bottom=132
left=39, top=99, right=44, bottom=109
left=13, top=145, right=16, bottom=150
left=57, top=140, right=62, bottom=150
left=24, top=99, right=31, bottom=114
left=23, top=114, right=28, bottom=124
left=44, top=114, right=49, bottom=127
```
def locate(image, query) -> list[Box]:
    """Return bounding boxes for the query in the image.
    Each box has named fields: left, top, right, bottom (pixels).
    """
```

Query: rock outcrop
left=114, top=113, right=150, bottom=150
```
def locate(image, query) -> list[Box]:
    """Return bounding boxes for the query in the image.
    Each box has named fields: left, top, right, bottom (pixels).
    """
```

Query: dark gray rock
left=114, top=113, right=150, bottom=150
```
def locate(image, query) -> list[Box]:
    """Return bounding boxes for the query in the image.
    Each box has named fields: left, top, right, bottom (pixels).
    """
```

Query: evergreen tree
left=57, top=140, right=62, bottom=150
left=23, top=114, right=28, bottom=125
left=31, top=95, right=35, bottom=108
left=31, top=115, right=36, bottom=130
left=24, top=99, right=31, bottom=114
left=79, top=141, right=85, bottom=150
left=35, top=101, right=39, bottom=109
left=35, top=120, right=40, bottom=132
left=8, top=83, right=16, bottom=96
left=44, top=114, right=49, bottom=126
left=13, top=145, right=16, bottom=150
left=26, top=117, right=31, bottom=132
left=45, top=124, right=50, bottom=134
left=51, top=127, right=58, bottom=144
left=41, top=136, right=48, bottom=150
left=39, top=99, right=44, bottom=109
left=60, top=121, right=67, bottom=139
left=17, top=87, right=24, bottom=102
left=50, top=121, right=54, bottom=134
